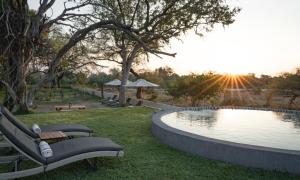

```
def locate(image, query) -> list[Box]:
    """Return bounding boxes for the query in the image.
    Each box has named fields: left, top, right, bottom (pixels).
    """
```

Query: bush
left=166, top=73, right=224, bottom=106
left=253, top=88, right=262, bottom=95
left=148, top=94, right=158, bottom=101
left=221, top=98, right=246, bottom=106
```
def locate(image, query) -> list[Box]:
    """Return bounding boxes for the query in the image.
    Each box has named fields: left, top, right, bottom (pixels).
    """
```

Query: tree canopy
left=167, top=73, right=224, bottom=106
left=0, top=0, right=240, bottom=111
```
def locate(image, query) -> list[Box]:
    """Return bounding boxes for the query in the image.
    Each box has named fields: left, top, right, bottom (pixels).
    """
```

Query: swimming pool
left=161, top=109, right=300, bottom=151
left=152, top=107, right=300, bottom=174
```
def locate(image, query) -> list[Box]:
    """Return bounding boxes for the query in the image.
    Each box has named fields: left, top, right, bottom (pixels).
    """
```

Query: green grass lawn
left=0, top=107, right=299, bottom=180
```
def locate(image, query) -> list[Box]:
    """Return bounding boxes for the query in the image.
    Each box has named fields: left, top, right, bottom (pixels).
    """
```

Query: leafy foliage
left=88, top=72, right=114, bottom=87
left=138, top=66, right=179, bottom=88
left=167, top=73, right=224, bottom=105
left=270, top=69, right=300, bottom=106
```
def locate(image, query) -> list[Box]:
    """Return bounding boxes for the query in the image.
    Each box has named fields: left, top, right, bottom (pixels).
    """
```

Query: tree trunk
left=119, top=65, right=130, bottom=106
left=191, top=97, right=197, bottom=106
left=0, top=1, right=34, bottom=113
left=136, top=87, right=142, bottom=99
left=288, top=94, right=298, bottom=108
left=57, top=72, right=64, bottom=88
left=4, top=52, right=29, bottom=113
left=119, top=44, right=141, bottom=106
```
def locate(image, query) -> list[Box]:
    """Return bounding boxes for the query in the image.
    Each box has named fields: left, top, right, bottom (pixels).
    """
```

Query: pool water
left=161, top=109, right=300, bottom=151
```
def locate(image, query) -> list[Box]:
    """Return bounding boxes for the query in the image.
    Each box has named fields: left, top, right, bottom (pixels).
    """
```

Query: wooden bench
left=55, top=105, right=86, bottom=111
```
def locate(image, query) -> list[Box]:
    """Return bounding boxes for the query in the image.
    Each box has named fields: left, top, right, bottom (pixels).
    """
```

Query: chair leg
left=11, top=158, right=21, bottom=172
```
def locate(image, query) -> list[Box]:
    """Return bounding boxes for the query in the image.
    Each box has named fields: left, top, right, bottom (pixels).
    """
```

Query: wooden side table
left=39, top=131, right=67, bottom=141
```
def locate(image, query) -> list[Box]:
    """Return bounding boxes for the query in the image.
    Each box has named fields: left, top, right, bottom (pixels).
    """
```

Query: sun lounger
left=100, top=97, right=110, bottom=104
left=107, top=98, right=133, bottom=107
left=0, top=113, right=123, bottom=179
left=0, top=106, right=93, bottom=138
left=106, top=99, right=120, bottom=106
left=100, top=95, right=118, bottom=105
left=136, top=100, right=143, bottom=106
left=126, top=98, right=132, bottom=105
left=128, top=100, right=143, bottom=108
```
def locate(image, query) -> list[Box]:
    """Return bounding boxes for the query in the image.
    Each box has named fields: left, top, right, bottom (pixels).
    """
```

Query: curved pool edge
left=151, top=109, right=300, bottom=175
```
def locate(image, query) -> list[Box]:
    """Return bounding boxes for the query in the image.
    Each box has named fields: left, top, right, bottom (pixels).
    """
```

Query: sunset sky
left=29, top=0, right=300, bottom=76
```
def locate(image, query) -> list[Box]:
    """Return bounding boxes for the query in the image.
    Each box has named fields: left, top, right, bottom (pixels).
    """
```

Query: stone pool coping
left=151, top=107, right=300, bottom=175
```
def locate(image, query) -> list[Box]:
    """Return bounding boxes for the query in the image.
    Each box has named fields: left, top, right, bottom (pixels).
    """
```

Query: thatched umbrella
left=104, top=79, right=132, bottom=86
left=104, top=79, right=133, bottom=94
left=126, top=79, right=159, bottom=98
left=104, top=79, right=121, bottom=86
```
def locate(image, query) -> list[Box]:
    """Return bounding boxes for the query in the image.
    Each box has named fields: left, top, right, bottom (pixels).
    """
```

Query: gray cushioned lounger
left=0, top=106, right=93, bottom=138
left=0, top=113, right=123, bottom=179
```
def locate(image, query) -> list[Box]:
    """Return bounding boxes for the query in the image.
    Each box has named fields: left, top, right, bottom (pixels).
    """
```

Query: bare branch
left=130, top=0, right=141, bottom=27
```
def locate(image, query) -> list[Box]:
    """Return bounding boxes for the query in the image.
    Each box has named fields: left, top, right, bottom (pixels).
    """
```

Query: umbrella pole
left=136, top=87, right=142, bottom=99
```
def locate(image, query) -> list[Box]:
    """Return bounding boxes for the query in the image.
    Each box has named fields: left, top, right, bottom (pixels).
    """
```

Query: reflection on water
left=275, top=112, right=300, bottom=129
left=176, top=110, right=218, bottom=128
left=161, top=109, right=300, bottom=151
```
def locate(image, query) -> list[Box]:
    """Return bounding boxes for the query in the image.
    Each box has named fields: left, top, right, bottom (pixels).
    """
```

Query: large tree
left=0, top=0, right=148, bottom=112
left=90, top=0, right=240, bottom=105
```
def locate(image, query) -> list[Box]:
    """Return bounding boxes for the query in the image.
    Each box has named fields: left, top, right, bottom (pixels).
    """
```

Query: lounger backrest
left=136, top=100, right=143, bottom=106
left=126, top=98, right=132, bottom=103
left=0, top=106, right=38, bottom=138
left=112, top=95, right=117, bottom=100
left=0, top=113, right=45, bottom=164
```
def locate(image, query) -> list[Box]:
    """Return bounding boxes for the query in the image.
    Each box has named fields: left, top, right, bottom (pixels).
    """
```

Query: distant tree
left=109, top=68, right=121, bottom=79
left=270, top=70, right=300, bottom=107
left=167, top=73, right=224, bottom=106
left=138, top=69, right=162, bottom=85
left=75, top=72, right=89, bottom=85
left=260, top=74, right=272, bottom=89
left=88, top=73, right=113, bottom=98
left=166, top=76, right=189, bottom=99
left=137, top=66, right=179, bottom=89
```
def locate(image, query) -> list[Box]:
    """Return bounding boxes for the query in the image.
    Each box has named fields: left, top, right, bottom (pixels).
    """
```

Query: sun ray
left=194, top=75, right=226, bottom=99
left=229, top=76, right=235, bottom=100
left=184, top=74, right=223, bottom=94
left=220, top=76, right=230, bottom=89
left=240, top=77, right=256, bottom=104
left=232, top=76, right=243, bottom=102
left=236, top=77, right=256, bottom=105
left=221, top=76, right=232, bottom=103
left=239, top=76, right=257, bottom=90
left=223, top=76, right=231, bottom=90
